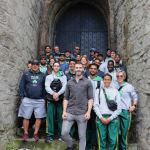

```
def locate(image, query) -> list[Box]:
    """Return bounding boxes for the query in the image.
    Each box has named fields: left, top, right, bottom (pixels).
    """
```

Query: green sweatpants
left=47, top=101, right=63, bottom=138
left=86, top=110, right=97, bottom=150
left=96, top=115, right=119, bottom=150
left=118, top=110, right=131, bottom=150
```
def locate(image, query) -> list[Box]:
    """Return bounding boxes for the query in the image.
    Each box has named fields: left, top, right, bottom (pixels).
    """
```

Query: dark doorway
left=54, top=3, right=108, bottom=56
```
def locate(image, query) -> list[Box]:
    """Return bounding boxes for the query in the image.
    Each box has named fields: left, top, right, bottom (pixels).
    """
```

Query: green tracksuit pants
left=118, top=110, right=131, bottom=150
left=96, top=115, right=119, bottom=150
left=47, top=101, right=63, bottom=138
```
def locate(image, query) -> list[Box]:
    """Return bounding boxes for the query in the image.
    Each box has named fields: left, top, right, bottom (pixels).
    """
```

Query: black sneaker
left=45, top=136, right=54, bottom=143
left=66, top=147, right=73, bottom=150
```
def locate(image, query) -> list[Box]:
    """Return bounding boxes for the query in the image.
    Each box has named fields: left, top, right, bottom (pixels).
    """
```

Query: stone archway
left=38, top=0, right=115, bottom=51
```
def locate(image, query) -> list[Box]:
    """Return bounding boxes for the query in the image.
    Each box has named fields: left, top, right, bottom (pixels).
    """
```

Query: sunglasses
left=117, top=75, right=124, bottom=78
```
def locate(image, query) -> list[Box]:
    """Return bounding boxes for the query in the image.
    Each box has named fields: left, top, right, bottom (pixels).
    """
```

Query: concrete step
left=7, top=138, right=137, bottom=150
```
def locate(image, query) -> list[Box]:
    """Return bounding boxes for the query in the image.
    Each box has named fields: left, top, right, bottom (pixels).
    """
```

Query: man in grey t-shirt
left=61, top=63, right=93, bottom=150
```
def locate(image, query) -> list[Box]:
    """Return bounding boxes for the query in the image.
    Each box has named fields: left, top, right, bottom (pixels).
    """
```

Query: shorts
left=18, top=97, right=46, bottom=119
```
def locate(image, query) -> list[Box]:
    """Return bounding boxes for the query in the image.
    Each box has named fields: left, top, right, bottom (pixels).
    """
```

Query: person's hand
left=105, top=118, right=111, bottom=124
left=53, top=92, right=59, bottom=101
left=100, top=117, right=108, bottom=124
left=100, top=117, right=111, bottom=125
left=85, top=112, right=91, bottom=120
left=62, top=111, right=68, bottom=120
left=129, top=105, right=136, bottom=112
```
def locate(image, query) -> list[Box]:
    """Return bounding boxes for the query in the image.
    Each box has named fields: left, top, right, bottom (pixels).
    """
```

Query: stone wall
left=113, top=0, right=150, bottom=149
left=0, top=0, right=42, bottom=148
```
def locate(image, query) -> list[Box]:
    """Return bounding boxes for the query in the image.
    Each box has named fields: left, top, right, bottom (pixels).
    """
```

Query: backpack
left=46, top=79, right=64, bottom=101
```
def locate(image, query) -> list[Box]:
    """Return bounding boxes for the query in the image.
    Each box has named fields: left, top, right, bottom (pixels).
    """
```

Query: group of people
left=18, top=45, right=138, bottom=150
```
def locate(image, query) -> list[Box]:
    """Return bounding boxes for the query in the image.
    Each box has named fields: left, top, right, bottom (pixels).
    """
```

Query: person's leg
left=23, top=119, right=30, bottom=134
left=61, top=113, right=75, bottom=148
left=47, top=101, right=55, bottom=138
left=108, top=118, right=119, bottom=150
left=57, top=102, right=63, bottom=138
left=34, top=118, right=42, bottom=135
left=119, top=110, right=131, bottom=150
left=96, top=117, right=107, bottom=150
left=86, top=111, right=97, bottom=150
left=76, top=114, right=87, bottom=150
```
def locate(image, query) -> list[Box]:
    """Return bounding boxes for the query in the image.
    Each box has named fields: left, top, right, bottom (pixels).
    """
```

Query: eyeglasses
left=117, top=75, right=124, bottom=78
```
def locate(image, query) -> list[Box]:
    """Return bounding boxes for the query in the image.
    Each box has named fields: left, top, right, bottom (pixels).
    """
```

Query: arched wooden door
left=54, top=3, right=108, bottom=56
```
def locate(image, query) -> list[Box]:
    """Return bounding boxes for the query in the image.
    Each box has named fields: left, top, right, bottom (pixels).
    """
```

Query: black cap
left=59, top=53, right=65, bottom=56
left=31, top=59, right=39, bottom=65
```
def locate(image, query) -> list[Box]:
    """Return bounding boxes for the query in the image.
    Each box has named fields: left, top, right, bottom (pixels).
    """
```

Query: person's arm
left=129, top=85, right=138, bottom=112
left=19, top=73, right=26, bottom=99
left=45, top=75, right=54, bottom=95
left=62, top=84, right=70, bottom=119
left=93, top=89, right=103, bottom=119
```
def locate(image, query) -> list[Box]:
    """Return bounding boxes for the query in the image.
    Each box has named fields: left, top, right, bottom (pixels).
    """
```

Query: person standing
left=86, top=63, right=102, bottom=150
left=18, top=59, right=46, bottom=142
left=94, top=74, right=121, bottom=150
left=39, top=56, right=47, bottom=74
left=45, top=62, right=67, bottom=142
left=59, top=53, right=69, bottom=73
left=65, top=59, right=76, bottom=81
left=117, top=70, right=138, bottom=150
left=61, top=63, right=93, bottom=150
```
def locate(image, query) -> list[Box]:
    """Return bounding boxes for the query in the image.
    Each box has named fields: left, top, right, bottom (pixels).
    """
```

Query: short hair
left=69, top=59, right=76, bottom=64
left=108, top=60, right=114, bottom=65
left=53, top=62, right=60, bottom=66
left=45, top=45, right=51, bottom=49
left=117, top=70, right=126, bottom=79
left=111, top=50, right=117, bottom=53
left=40, top=55, right=46, bottom=60
left=75, top=62, right=83, bottom=66
left=89, top=63, right=99, bottom=70
left=103, top=73, right=112, bottom=80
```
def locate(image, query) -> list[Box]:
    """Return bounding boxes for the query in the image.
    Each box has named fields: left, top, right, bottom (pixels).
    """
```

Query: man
left=89, top=48, right=96, bottom=62
left=114, top=54, right=128, bottom=81
left=86, top=63, right=102, bottom=150
left=65, top=59, right=76, bottom=81
left=61, top=63, right=93, bottom=150
left=94, top=74, right=121, bottom=150
left=107, top=60, right=118, bottom=89
left=59, top=53, right=69, bottom=73
left=117, top=70, right=138, bottom=150
left=65, top=50, right=74, bottom=63
left=45, top=45, right=52, bottom=63
left=53, top=46, right=61, bottom=61
left=18, top=59, right=46, bottom=142
left=39, top=56, right=47, bottom=74
left=73, top=46, right=80, bottom=58
left=104, top=48, right=112, bottom=62
left=45, top=62, right=67, bottom=142
left=100, top=50, right=116, bottom=73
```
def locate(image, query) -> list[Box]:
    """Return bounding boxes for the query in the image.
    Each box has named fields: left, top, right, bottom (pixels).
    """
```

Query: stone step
left=7, top=138, right=137, bottom=150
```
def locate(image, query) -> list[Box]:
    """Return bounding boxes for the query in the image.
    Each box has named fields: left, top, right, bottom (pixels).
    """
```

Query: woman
left=117, top=70, right=138, bottom=150
left=94, top=73, right=121, bottom=150
left=47, top=58, right=55, bottom=75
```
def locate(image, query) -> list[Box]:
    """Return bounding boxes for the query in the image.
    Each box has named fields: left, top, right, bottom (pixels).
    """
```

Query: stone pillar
left=0, top=0, right=42, bottom=149
left=113, top=0, right=150, bottom=149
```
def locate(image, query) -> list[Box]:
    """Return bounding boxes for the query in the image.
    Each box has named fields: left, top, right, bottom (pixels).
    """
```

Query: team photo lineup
left=18, top=45, right=138, bottom=150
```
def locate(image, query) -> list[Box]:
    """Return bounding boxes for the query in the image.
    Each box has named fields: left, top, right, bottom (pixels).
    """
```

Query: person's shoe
left=66, top=147, right=73, bottom=150
left=33, top=133, right=39, bottom=142
left=22, top=133, right=29, bottom=142
left=45, top=136, right=54, bottom=143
